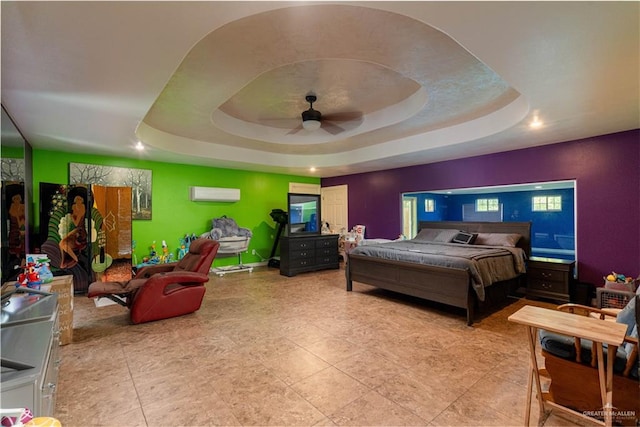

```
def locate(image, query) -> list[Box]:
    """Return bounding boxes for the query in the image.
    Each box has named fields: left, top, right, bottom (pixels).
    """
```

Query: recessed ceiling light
left=309, top=167, right=316, bottom=172
left=529, top=115, right=543, bottom=129
left=135, top=141, right=144, bottom=151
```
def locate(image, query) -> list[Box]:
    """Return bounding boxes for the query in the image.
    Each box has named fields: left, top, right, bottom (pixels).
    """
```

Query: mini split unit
left=189, top=186, right=240, bottom=202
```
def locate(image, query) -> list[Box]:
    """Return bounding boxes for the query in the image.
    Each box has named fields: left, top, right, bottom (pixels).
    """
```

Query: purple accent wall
left=322, top=130, right=640, bottom=286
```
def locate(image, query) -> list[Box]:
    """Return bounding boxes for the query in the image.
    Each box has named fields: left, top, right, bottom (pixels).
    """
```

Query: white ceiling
left=1, top=1, right=638, bottom=178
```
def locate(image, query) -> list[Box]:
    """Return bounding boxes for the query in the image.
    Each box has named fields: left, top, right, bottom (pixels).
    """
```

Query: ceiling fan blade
left=322, top=111, right=363, bottom=122
left=257, top=118, right=300, bottom=129
left=287, top=124, right=304, bottom=135
left=321, top=121, right=345, bottom=135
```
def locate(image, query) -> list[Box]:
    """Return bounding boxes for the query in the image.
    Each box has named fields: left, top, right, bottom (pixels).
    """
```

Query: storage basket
left=596, top=287, right=635, bottom=309
left=604, top=279, right=636, bottom=292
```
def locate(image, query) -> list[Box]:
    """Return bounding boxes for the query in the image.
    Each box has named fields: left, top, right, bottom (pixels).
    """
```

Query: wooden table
left=508, top=305, right=627, bottom=427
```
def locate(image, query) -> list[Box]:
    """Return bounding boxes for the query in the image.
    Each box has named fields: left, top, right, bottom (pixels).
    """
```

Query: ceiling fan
left=292, top=94, right=362, bottom=135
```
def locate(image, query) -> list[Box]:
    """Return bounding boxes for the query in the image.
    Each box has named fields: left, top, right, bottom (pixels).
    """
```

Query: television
left=287, top=193, right=321, bottom=236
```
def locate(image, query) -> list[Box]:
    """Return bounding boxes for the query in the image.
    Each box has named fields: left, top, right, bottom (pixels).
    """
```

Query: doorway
left=402, top=197, right=417, bottom=238
left=321, top=185, right=348, bottom=234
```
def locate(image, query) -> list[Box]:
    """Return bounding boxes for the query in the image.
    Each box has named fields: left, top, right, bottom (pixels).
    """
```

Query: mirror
left=402, top=180, right=576, bottom=262
left=287, top=193, right=321, bottom=235
left=1, top=104, right=32, bottom=283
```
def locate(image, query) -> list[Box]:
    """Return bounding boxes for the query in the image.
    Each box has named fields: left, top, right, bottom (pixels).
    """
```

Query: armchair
left=88, top=238, right=219, bottom=324
left=538, top=290, right=639, bottom=425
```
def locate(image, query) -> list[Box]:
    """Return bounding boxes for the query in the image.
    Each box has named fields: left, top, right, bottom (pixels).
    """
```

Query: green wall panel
left=32, top=149, right=318, bottom=267
left=1, top=145, right=24, bottom=158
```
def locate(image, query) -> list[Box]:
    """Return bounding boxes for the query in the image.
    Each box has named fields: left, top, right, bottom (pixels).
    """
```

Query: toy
left=178, top=236, right=188, bottom=260
left=604, top=271, right=638, bottom=292
left=34, top=258, right=53, bottom=283
left=25, top=254, right=53, bottom=284
left=17, top=262, right=41, bottom=289
left=149, top=241, right=157, bottom=258
left=135, top=240, right=161, bottom=269
left=1, top=407, right=33, bottom=427
left=178, top=233, right=198, bottom=260
left=160, top=240, right=174, bottom=263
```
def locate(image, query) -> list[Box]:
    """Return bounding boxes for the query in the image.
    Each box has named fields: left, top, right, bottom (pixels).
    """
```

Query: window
left=476, top=198, right=499, bottom=212
left=424, top=198, right=435, bottom=212
left=532, top=195, right=562, bottom=211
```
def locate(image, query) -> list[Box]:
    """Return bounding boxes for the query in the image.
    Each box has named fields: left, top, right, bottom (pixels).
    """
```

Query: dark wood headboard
left=418, top=221, right=532, bottom=257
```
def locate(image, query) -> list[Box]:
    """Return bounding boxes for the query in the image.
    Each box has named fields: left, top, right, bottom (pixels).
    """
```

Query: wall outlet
left=251, top=249, right=256, bottom=255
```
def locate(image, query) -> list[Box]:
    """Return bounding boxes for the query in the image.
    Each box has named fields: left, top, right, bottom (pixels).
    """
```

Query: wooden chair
left=539, top=300, right=639, bottom=425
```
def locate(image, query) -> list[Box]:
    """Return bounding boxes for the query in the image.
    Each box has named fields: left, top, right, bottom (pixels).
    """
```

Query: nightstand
left=526, top=257, right=575, bottom=303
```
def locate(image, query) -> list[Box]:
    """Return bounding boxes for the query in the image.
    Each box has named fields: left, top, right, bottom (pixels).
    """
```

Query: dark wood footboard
left=346, top=253, right=476, bottom=324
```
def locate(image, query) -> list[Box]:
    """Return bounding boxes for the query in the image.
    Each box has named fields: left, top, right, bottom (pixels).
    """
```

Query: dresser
left=279, top=234, right=340, bottom=277
left=526, top=256, right=576, bottom=303
left=1, top=291, right=60, bottom=417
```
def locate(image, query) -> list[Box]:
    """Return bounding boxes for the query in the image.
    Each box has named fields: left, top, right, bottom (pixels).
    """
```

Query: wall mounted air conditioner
left=190, top=186, right=240, bottom=202
left=289, top=182, right=321, bottom=195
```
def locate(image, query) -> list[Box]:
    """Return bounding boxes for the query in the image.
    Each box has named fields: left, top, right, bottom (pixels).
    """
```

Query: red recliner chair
left=88, top=238, right=219, bottom=324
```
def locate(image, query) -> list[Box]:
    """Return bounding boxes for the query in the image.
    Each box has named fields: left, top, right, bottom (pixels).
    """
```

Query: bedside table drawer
left=528, top=278, right=567, bottom=294
left=528, top=268, right=566, bottom=283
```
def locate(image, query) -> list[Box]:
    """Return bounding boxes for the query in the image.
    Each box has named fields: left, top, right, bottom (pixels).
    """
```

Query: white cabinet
left=1, top=292, right=60, bottom=417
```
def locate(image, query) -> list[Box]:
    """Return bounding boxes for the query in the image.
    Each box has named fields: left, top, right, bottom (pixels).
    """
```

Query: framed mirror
left=287, top=193, right=321, bottom=236
left=1, top=104, right=32, bottom=283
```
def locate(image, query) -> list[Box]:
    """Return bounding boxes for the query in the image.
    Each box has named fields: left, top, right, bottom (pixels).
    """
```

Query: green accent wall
left=32, top=149, right=318, bottom=267
left=1, top=145, right=24, bottom=158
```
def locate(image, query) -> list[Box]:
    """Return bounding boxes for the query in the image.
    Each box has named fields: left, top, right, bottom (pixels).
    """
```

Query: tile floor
left=55, top=266, right=586, bottom=426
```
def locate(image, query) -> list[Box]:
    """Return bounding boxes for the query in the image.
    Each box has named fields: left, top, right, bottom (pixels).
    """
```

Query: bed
left=345, top=221, right=531, bottom=325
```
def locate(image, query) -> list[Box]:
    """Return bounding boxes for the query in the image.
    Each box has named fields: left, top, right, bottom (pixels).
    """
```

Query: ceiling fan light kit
left=301, top=94, right=322, bottom=131
left=302, top=119, right=321, bottom=131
